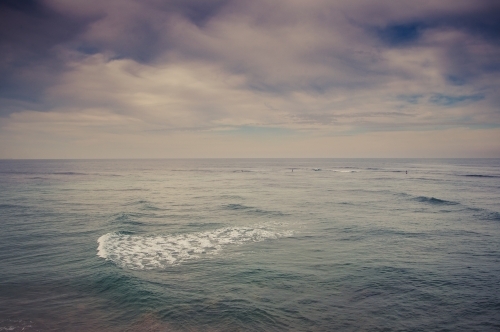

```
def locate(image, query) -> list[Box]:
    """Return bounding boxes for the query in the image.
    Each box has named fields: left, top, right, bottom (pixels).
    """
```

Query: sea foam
left=97, top=226, right=292, bottom=270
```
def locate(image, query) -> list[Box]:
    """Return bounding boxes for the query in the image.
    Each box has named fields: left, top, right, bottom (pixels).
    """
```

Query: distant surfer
left=406, top=170, right=407, bottom=174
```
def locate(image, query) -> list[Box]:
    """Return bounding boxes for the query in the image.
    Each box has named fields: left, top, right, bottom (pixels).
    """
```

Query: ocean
left=0, top=159, right=499, bottom=331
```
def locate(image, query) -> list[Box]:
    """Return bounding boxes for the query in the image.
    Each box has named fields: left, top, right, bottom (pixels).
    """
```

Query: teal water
left=0, top=159, right=499, bottom=331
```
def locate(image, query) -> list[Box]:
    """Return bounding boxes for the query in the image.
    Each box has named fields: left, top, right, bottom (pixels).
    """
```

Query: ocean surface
left=0, top=159, right=499, bottom=331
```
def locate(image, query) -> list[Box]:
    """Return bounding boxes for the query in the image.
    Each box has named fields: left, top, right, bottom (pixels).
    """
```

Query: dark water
left=0, top=159, right=499, bottom=331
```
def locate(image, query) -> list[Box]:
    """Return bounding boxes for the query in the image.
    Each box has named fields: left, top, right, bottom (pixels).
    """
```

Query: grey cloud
left=46, top=0, right=236, bottom=63
left=361, top=1, right=500, bottom=86
left=1, top=0, right=499, bottom=131
left=162, top=0, right=500, bottom=97
left=0, top=0, right=94, bottom=114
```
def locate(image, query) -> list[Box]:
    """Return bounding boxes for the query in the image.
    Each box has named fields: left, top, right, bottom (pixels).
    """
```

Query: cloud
left=0, top=0, right=93, bottom=114
left=0, top=0, right=499, bottom=157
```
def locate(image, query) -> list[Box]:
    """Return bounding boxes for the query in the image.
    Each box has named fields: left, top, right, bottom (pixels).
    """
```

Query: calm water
left=0, top=159, right=499, bottom=331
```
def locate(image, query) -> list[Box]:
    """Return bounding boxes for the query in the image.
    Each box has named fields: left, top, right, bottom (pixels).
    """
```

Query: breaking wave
left=97, top=225, right=292, bottom=270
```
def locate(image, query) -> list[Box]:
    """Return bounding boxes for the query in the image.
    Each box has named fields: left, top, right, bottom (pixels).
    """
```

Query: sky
left=0, top=0, right=499, bottom=158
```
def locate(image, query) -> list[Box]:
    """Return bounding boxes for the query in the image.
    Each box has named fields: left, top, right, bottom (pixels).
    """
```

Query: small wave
left=485, top=211, right=500, bottom=221
left=171, top=169, right=216, bottom=173
left=0, top=171, right=35, bottom=175
left=52, top=172, right=87, bottom=175
left=97, top=226, right=292, bottom=269
left=114, top=213, right=128, bottom=221
left=224, top=203, right=251, bottom=210
left=464, top=174, right=499, bottom=178
left=140, top=204, right=164, bottom=211
left=112, top=213, right=144, bottom=225
left=220, top=195, right=245, bottom=199
left=0, top=203, right=26, bottom=209
left=253, top=209, right=284, bottom=216
left=312, top=168, right=322, bottom=171
left=120, top=188, right=149, bottom=191
left=472, top=210, right=500, bottom=222
left=414, top=196, right=458, bottom=205
left=366, top=168, right=405, bottom=173
left=124, top=200, right=151, bottom=207
left=223, top=204, right=283, bottom=216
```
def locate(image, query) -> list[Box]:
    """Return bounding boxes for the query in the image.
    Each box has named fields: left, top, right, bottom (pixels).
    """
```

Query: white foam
left=0, top=320, right=32, bottom=331
left=97, top=226, right=292, bottom=270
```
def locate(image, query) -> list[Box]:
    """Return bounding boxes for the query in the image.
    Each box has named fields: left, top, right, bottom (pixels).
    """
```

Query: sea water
left=0, top=159, right=499, bottom=331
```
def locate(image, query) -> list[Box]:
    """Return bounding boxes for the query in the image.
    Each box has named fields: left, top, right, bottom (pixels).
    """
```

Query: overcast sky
left=0, top=0, right=499, bottom=158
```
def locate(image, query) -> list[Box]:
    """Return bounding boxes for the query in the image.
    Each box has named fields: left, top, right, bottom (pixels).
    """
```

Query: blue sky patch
left=398, top=94, right=423, bottom=104
left=376, top=22, right=426, bottom=46
left=429, top=94, right=484, bottom=106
